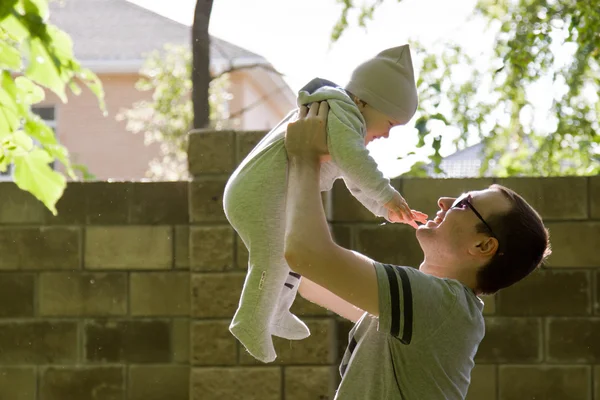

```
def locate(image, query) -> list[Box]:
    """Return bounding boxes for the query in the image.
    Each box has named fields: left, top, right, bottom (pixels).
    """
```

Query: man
left=283, top=102, right=551, bottom=399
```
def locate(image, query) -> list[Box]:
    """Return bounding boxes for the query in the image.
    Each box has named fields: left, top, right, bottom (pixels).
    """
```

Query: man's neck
left=419, top=260, right=480, bottom=295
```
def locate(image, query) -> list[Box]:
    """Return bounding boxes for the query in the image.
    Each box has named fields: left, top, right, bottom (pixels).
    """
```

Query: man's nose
left=437, top=197, right=455, bottom=210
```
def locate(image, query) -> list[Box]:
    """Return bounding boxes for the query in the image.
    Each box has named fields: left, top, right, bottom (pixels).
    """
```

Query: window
left=0, top=106, right=57, bottom=181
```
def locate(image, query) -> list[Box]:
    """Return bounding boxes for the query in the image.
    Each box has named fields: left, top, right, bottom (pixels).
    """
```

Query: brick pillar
left=187, top=129, right=337, bottom=400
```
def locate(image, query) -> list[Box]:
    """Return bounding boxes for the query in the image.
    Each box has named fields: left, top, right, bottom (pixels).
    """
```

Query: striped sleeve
left=373, top=262, right=459, bottom=344
left=374, top=262, right=414, bottom=344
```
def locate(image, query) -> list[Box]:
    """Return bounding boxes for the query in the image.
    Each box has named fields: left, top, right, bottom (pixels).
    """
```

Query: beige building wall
left=41, top=73, right=158, bottom=181
left=39, top=71, right=291, bottom=181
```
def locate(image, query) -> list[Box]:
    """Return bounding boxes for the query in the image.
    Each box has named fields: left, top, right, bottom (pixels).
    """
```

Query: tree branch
left=228, top=85, right=289, bottom=120
left=212, top=63, right=286, bottom=80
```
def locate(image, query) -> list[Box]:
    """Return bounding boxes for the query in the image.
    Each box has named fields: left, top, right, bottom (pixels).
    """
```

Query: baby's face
left=360, top=104, right=400, bottom=145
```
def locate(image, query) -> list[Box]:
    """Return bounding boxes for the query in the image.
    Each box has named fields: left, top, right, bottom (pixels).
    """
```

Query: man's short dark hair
left=475, top=184, right=551, bottom=295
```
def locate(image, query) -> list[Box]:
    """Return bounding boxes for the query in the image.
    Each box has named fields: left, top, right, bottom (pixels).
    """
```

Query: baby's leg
left=270, top=271, right=310, bottom=340
left=229, top=238, right=286, bottom=363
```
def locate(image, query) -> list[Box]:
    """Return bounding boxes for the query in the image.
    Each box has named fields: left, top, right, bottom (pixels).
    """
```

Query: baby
left=223, top=45, right=426, bottom=363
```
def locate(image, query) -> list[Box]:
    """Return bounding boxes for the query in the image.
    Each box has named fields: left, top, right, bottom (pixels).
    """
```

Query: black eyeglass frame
left=451, top=194, right=498, bottom=239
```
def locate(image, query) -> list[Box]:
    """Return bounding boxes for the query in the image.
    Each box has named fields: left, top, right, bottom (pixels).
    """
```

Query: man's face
left=416, top=188, right=512, bottom=264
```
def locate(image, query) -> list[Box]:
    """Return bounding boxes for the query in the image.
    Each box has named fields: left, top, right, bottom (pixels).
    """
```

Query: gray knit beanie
left=345, top=45, right=418, bottom=124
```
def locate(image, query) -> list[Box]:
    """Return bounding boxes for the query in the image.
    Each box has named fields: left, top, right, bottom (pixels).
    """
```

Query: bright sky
left=126, top=0, right=495, bottom=176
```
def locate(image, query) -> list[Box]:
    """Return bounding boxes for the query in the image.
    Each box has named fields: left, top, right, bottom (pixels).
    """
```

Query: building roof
left=48, top=0, right=266, bottom=67
left=425, top=142, right=495, bottom=178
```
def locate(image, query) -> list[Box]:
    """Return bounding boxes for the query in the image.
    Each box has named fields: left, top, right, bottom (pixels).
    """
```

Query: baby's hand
left=384, top=191, right=428, bottom=229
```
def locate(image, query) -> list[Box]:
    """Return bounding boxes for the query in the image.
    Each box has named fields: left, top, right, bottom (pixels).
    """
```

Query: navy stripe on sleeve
left=382, top=264, right=401, bottom=337
left=383, top=264, right=413, bottom=344
left=397, top=267, right=413, bottom=344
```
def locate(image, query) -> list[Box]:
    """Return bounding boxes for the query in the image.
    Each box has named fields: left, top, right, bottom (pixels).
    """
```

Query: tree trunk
left=192, top=0, right=214, bottom=129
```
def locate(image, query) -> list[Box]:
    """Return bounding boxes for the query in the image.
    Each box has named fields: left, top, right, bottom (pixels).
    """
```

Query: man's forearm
left=284, top=157, right=334, bottom=265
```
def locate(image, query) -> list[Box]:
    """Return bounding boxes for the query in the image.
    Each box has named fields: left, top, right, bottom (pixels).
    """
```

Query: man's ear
left=470, top=237, right=499, bottom=257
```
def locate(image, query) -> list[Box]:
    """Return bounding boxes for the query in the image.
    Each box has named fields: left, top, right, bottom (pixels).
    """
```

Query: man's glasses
left=451, top=194, right=498, bottom=239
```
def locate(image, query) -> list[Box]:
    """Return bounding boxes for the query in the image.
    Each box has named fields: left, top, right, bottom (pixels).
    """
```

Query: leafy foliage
left=0, top=0, right=104, bottom=213
left=332, top=0, right=599, bottom=177
left=118, top=44, right=234, bottom=180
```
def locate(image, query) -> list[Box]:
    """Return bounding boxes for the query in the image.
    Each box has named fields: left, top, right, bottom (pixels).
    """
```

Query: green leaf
left=22, top=0, right=49, bottom=21
left=11, top=129, right=34, bottom=150
left=0, top=38, right=21, bottom=69
left=78, top=67, right=106, bottom=112
left=12, top=146, right=66, bottom=215
left=429, top=113, right=449, bottom=125
left=0, top=0, right=18, bottom=22
left=0, top=13, right=29, bottom=41
left=15, top=75, right=45, bottom=105
left=23, top=114, right=57, bottom=145
left=0, top=73, right=21, bottom=137
left=24, top=36, right=66, bottom=101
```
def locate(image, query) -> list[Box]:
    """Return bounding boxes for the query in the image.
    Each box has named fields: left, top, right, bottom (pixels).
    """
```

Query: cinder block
left=191, top=320, right=236, bottom=366
left=44, top=182, right=87, bottom=225
left=476, top=317, right=541, bottom=363
left=402, top=178, right=494, bottom=218
left=355, top=225, right=423, bottom=267
left=191, top=273, right=245, bottom=318
left=190, top=226, right=234, bottom=271
left=545, top=222, right=600, bottom=267
left=284, top=366, right=333, bottom=400
left=174, top=226, right=190, bottom=269
left=0, top=321, right=77, bottom=364
left=499, top=365, right=591, bottom=400
left=329, top=180, right=386, bottom=222
left=0, top=227, right=80, bottom=270
left=236, top=130, right=268, bottom=164
left=0, top=182, right=46, bottom=224
left=590, top=176, right=600, bottom=219
left=188, top=129, right=236, bottom=175
left=0, top=367, right=36, bottom=400
left=497, top=269, right=591, bottom=316
left=594, top=365, right=600, bottom=400
left=130, top=272, right=189, bottom=316
left=85, top=182, right=133, bottom=224
left=481, top=294, right=496, bottom=315
left=85, top=226, right=172, bottom=270
left=496, top=177, right=588, bottom=220
left=466, top=364, right=497, bottom=400
left=130, top=182, right=188, bottom=224
left=40, top=367, right=124, bottom=400
left=189, top=180, right=228, bottom=223
left=172, top=319, right=190, bottom=364
left=85, top=320, right=171, bottom=363
left=596, top=271, right=600, bottom=315
left=290, top=294, right=332, bottom=317
left=0, top=274, right=34, bottom=317
left=235, top=233, right=248, bottom=270
left=330, top=224, right=352, bottom=249
left=39, top=272, right=127, bottom=316
left=239, top=319, right=335, bottom=365
left=129, top=365, right=189, bottom=400
left=547, top=318, right=600, bottom=363
left=191, top=367, right=281, bottom=400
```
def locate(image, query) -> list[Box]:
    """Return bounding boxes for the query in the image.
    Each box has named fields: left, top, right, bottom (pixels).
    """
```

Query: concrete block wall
left=0, top=181, right=191, bottom=400
left=0, top=127, right=598, bottom=400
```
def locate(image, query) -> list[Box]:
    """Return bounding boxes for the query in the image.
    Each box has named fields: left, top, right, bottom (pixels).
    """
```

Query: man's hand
left=285, top=102, right=330, bottom=160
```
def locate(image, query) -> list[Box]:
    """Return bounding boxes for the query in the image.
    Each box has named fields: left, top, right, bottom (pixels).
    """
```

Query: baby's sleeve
left=342, top=177, right=390, bottom=219
left=326, top=99, right=396, bottom=207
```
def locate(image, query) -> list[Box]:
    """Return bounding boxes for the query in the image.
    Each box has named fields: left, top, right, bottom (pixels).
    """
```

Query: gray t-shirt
left=335, top=262, right=485, bottom=400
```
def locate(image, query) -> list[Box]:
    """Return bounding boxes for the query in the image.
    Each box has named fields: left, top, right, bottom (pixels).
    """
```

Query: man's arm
left=298, top=277, right=365, bottom=323
left=283, top=102, right=381, bottom=317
